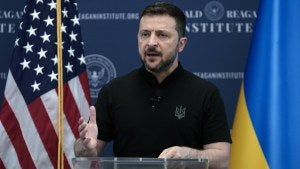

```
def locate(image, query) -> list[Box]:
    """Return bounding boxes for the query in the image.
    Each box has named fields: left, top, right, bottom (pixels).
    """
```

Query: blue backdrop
left=0, top=0, right=258, bottom=156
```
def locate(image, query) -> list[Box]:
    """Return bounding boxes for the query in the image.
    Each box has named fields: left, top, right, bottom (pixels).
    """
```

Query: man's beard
left=141, top=47, right=178, bottom=73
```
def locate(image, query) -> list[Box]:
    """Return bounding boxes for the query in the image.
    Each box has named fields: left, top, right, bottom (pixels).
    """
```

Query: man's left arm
left=158, top=142, right=230, bottom=169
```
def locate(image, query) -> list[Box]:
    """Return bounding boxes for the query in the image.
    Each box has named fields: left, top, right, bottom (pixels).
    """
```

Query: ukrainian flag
left=230, top=0, right=300, bottom=168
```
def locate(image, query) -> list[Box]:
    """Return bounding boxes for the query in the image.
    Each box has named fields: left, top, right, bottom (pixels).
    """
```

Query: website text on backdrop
left=74, top=2, right=231, bottom=169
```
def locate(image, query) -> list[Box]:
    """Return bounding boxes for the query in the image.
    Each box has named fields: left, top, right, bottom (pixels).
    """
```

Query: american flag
left=0, top=0, right=91, bottom=168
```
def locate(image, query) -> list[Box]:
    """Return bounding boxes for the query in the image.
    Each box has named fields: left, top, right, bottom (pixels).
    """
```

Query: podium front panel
left=72, top=157, right=209, bottom=169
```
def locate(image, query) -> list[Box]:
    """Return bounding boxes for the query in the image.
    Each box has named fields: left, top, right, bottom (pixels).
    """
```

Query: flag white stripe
left=40, top=90, right=75, bottom=168
left=5, top=71, right=53, bottom=169
left=68, top=76, right=90, bottom=121
left=0, top=122, right=22, bottom=169
left=63, top=125, right=76, bottom=169
left=40, top=90, right=59, bottom=133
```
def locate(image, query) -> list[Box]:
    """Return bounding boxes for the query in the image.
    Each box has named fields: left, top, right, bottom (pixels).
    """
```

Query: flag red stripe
left=64, top=83, right=81, bottom=138
left=0, top=158, right=5, bottom=169
left=0, top=99, right=36, bottom=169
left=27, top=98, right=58, bottom=167
left=27, top=97, right=72, bottom=169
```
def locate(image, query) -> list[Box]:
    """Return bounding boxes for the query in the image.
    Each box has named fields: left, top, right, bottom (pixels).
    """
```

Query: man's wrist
left=74, top=138, right=97, bottom=157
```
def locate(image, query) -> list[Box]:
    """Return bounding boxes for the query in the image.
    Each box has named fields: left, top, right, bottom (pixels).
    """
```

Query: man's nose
left=147, top=34, right=158, bottom=47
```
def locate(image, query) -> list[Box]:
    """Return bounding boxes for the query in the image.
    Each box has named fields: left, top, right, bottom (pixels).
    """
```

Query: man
left=74, top=2, right=231, bottom=169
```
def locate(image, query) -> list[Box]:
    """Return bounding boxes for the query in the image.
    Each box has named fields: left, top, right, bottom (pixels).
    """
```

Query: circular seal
left=204, top=1, right=225, bottom=21
left=85, top=54, right=117, bottom=99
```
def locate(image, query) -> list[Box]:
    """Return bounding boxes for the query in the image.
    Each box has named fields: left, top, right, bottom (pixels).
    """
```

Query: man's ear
left=178, top=37, right=187, bottom=52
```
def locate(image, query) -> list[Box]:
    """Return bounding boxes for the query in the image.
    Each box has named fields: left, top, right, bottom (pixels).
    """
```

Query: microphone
left=150, top=89, right=163, bottom=103
left=150, top=96, right=162, bottom=103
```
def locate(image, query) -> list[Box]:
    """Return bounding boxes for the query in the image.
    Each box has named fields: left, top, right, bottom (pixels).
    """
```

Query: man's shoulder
left=181, top=69, right=217, bottom=90
left=105, top=68, right=140, bottom=87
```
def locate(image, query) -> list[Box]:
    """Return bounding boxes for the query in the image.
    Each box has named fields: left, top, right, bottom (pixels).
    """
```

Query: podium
left=72, top=157, right=209, bottom=169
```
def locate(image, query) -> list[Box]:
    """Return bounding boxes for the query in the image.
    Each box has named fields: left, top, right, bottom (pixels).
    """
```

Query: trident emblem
left=175, top=106, right=186, bottom=119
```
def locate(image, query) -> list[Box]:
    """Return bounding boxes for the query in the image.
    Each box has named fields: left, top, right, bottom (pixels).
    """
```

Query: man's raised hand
left=74, top=106, right=99, bottom=156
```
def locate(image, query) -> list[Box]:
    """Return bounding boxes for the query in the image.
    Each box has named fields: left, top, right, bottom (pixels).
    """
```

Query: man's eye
left=159, top=34, right=168, bottom=38
left=140, top=33, right=149, bottom=37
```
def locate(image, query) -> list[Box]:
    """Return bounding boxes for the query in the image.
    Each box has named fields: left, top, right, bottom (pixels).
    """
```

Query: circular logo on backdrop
left=85, top=54, right=117, bottom=99
left=204, top=1, right=225, bottom=21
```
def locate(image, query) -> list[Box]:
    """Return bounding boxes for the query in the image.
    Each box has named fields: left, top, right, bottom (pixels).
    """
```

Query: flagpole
left=56, top=0, right=64, bottom=168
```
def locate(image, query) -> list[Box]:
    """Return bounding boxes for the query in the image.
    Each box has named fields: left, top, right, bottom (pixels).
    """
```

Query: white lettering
left=126, top=13, right=139, bottom=19
left=0, top=23, right=16, bottom=33
left=1, top=72, right=7, bottom=79
left=0, top=10, right=23, bottom=19
left=184, top=10, right=203, bottom=18
left=226, top=10, right=257, bottom=19
left=186, top=22, right=254, bottom=33
left=78, top=13, right=139, bottom=20
left=193, top=72, right=244, bottom=80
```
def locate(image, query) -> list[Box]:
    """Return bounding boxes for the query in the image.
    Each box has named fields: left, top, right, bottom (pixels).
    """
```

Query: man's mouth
left=145, top=48, right=161, bottom=57
left=146, top=52, right=160, bottom=57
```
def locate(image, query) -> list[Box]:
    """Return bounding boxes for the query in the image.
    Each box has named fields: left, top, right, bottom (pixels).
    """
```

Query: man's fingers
left=159, top=147, right=179, bottom=158
left=89, top=106, right=97, bottom=124
left=83, top=137, right=91, bottom=145
left=79, top=129, right=87, bottom=138
left=78, top=117, right=85, bottom=124
left=159, top=148, right=170, bottom=158
left=78, top=121, right=86, bottom=132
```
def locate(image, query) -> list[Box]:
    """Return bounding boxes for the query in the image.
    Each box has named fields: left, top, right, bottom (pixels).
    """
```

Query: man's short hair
left=140, top=2, right=186, bottom=38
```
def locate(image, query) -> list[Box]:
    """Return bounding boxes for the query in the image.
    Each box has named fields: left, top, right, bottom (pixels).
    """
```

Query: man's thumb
left=89, top=106, right=96, bottom=124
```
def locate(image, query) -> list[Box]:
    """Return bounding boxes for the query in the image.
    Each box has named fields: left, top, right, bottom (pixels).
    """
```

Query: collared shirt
left=96, top=64, right=231, bottom=157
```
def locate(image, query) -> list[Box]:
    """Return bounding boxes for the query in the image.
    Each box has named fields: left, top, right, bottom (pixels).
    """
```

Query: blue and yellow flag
left=230, top=0, right=300, bottom=168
